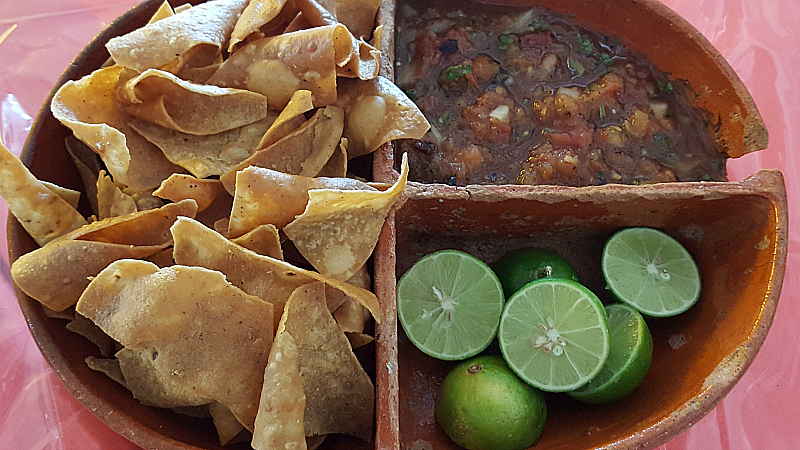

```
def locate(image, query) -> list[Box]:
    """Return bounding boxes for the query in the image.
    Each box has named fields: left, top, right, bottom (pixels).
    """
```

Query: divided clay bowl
left=6, top=1, right=787, bottom=450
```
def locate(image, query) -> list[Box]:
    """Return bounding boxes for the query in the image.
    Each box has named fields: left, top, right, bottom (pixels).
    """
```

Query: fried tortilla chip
left=208, top=25, right=353, bottom=109
left=257, top=89, right=314, bottom=150
left=65, top=135, right=102, bottom=216
left=10, top=199, right=197, bottom=311
left=118, top=69, right=269, bottom=136
left=229, top=0, right=299, bottom=52
left=51, top=65, right=183, bottom=190
left=146, top=247, right=175, bottom=267
left=76, top=260, right=274, bottom=430
left=230, top=224, right=283, bottom=260
left=66, top=313, right=116, bottom=357
left=292, top=0, right=380, bottom=80
left=97, top=170, right=137, bottom=219
left=228, top=165, right=373, bottom=236
left=154, top=174, right=225, bottom=213
left=219, top=106, right=344, bottom=193
left=209, top=402, right=246, bottom=445
left=303, top=0, right=381, bottom=39
left=283, top=154, right=408, bottom=281
left=105, top=0, right=248, bottom=72
left=117, top=347, right=212, bottom=409
left=130, top=114, right=277, bottom=179
left=316, top=138, right=348, bottom=178
left=39, top=181, right=81, bottom=210
left=171, top=217, right=379, bottom=323
left=282, top=282, right=374, bottom=441
left=0, top=136, right=86, bottom=245
left=336, top=76, right=430, bottom=159
left=86, top=356, right=126, bottom=386
left=252, top=330, right=306, bottom=450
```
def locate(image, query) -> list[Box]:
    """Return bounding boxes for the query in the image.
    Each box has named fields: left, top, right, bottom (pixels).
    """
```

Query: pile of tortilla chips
left=1, top=0, right=429, bottom=448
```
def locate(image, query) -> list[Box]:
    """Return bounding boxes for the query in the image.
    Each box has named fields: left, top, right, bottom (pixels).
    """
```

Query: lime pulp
left=498, top=279, right=610, bottom=392
left=397, top=250, right=505, bottom=361
left=602, top=227, right=701, bottom=317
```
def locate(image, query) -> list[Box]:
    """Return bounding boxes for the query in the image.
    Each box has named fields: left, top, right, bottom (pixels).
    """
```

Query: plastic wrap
left=0, top=0, right=798, bottom=448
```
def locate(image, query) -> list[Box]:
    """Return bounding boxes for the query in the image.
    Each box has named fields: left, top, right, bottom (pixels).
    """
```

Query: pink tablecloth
left=1, top=0, right=797, bottom=448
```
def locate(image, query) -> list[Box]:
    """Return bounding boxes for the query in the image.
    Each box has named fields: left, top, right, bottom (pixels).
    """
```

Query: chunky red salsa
left=395, top=0, right=726, bottom=186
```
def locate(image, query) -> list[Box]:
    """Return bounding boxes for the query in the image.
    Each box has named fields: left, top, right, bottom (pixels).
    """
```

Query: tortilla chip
left=171, top=216, right=379, bottom=323
left=257, top=89, right=314, bottom=150
left=10, top=199, right=197, bottom=311
left=219, top=106, right=344, bottom=193
left=42, top=305, right=76, bottom=321
left=97, top=170, right=137, bottom=219
left=117, top=347, right=212, bottom=409
left=208, top=25, right=353, bottom=109
left=51, top=65, right=183, bottom=190
left=228, top=165, right=373, bottom=236
left=283, top=154, right=408, bottom=281
left=38, top=181, right=81, bottom=210
left=209, top=401, right=246, bottom=445
left=336, top=76, right=430, bottom=159
left=145, top=247, right=175, bottom=267
left=66, top=313, right=116, bottom=357
left=176, top=62, right=222, bottom=84
left=317, top=138, right=348, bottom=178
left=130, top=114, right=277, bottom=179
left=65, top=135, right=102, bottom=216
left=153, top=174, right=225, bottom=212
left=105, top=0, right=248, bottom=72
left=76, top=260, right=274, bottom=431
left=229, top=0, right=299, bottom=52
left=281, top=282, right=374, bottom=441
left=230, top=224, right=284, bottom=260
left=118, top=69, right=269, bottom=136
left=86, top=356, right=126, bottom=386
left=252, top=330, right=306, bottom=450
left=306, top=0, right=381, bottom=39
left=122, top=187, right=164, bottom=211
left=0, top=136, right=86, bottom=246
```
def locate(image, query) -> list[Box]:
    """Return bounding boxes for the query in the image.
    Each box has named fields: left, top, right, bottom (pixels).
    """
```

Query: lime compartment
left=390, top=174, right=785, bottom=449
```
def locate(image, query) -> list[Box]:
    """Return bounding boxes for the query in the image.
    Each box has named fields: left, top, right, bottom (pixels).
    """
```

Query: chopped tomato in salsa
left=395, top=0, right=725, bottom=186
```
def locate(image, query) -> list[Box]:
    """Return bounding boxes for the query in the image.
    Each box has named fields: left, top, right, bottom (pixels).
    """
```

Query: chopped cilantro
left=658, top=80, right=675, bottom=94
left=530, top=17, right=549, bottom=31
left=599, top=100, right=607, bottom=120
left=498, top=34, right=514, bottom=51
left=577, top=34, right=595, bottom=54
left=404, top=89, right=417, bottom=101
left=438, top=112, right=456, bottom=127
left=443, top=64, right=474, bottom=81
left=568, top=57, right=585, bottom=76
left=599, top=53, right=614, bottom=68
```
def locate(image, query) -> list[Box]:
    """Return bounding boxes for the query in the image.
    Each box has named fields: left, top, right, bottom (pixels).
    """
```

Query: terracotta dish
left=6, top=0, right=785, bottom=449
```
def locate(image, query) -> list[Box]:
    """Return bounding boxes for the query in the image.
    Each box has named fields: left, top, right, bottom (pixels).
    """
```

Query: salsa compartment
left=394, top=0, right=764, bottom=186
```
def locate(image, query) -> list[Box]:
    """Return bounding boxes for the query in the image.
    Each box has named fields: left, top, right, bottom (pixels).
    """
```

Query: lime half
left=602, top=227, right=701, bottom=317
left=498, top=279, right=610, bottom=392
left=569, top=303, right=653, bottom=404
left=397, top=250, right=505, bottom=360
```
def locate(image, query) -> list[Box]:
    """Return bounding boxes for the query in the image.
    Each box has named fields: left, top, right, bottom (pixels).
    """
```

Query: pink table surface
left=0, top=0, right=797, bottom=448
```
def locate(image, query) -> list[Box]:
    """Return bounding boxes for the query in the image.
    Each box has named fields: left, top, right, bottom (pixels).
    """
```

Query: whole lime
left=491, top=248, right=580, bottom=299
left=435, top=355, right=547, bottom=450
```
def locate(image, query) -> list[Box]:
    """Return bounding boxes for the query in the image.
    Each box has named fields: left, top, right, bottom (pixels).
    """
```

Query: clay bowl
left=6, top=0, right=786, bottom=450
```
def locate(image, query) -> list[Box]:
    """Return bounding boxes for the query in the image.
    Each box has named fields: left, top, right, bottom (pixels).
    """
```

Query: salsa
left=395, top=0, right=726, bottom=186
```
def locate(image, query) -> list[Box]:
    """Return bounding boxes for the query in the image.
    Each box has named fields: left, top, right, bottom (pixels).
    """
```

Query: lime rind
left=602, top=227, right=701, bottom=317
left=397, top=250, right=505, bottom=361
left=499, top=279, right=610, bottom=392
left=569, top=303, right=653, bottom=404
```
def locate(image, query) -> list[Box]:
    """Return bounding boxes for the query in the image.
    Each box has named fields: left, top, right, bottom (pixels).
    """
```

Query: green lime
left=397, top=250, right=505, bottom=360
left=602, top=227, right=701, bottom=317
left=568, top=303, right=653, bottom=404
left=498, top=279, right=610, bottom=392
left=491, top=248, right=580, bottom=298
left=435, top=355, right=547, bottom=450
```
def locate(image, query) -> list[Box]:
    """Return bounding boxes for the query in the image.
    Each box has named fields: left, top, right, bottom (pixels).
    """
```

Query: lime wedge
left=498, top=279, right=610, bottom=392
left=569, top=303, right=653, bottom=404
left=602, top=227, right=701, bottom=317
left=397, top=250, right=505, bottom=360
